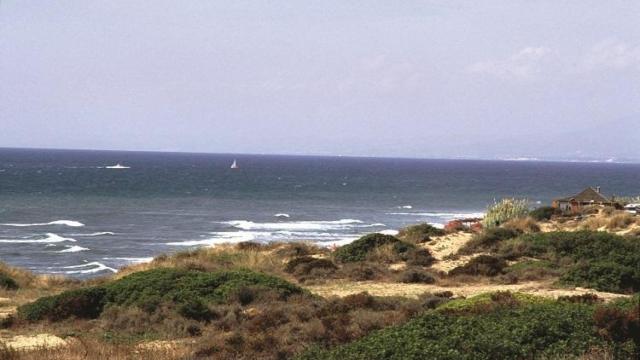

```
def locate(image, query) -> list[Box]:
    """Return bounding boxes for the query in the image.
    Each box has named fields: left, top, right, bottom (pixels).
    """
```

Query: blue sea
left=0, top=148, right=638, bottom=277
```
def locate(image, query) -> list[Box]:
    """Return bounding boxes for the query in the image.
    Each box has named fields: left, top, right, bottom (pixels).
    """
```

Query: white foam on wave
left=2, top=220, right=85, bottom=227
left=315, top=236, right=361, bottom=247
left=0, top=233, right=76, bottom=244
left=103, top=257, right=153, bottom=264
left=274, top=213, right=290, bottom=218
left=167, top=229, right=367, bottom=247
left=45, top=262, right=117, bottom=274
left=167, top=232, right=258, bottom=246
left=222, top=219, right=369, bottom=231
left=59, top=245, right=90, bottom=253
left=387, top=211, right=485, bottom=219
left=397, top=205, right=413, bottom=209
left=379, top=229, right=399, bottom=236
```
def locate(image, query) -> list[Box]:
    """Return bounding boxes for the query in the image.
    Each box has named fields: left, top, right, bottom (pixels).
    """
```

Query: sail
left=230, top=160, right=239, bottom=169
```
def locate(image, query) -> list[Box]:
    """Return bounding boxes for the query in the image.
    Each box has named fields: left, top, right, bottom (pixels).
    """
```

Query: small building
left=552, top=187, right=618, bottom=214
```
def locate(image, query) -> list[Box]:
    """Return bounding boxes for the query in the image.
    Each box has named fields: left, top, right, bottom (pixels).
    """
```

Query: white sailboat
left=105, top=163, right=130, bottom=169
left=230, top=159, right=239, bottom=169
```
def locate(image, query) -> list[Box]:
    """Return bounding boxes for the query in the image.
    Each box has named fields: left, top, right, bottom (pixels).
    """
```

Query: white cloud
left=579, top=39, right=640, bottom=72
left=466, top=46, right=552, bottom=80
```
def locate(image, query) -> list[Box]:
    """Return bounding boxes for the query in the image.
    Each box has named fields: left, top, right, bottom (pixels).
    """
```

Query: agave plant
left=483, top=198, right=529, bottom=228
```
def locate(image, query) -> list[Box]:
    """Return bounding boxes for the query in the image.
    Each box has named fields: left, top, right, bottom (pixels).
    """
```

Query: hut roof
left=555, top=187, right=613, bottom=203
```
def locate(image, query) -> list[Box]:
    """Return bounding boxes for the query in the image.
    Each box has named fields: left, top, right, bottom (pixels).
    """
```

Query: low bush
left=496, top=231, right=640, bottom=293
left=397, top=269, right=436, bottom=284
left=529, top=206, right=558, bottom=221
left=459, top=227, right=520, bottom=254
left=558, top=293, right=602, bottom=305
left=284, top=256, right=338, bottom=281
left=502, top=217, right=540, bottom=233
left=333, top=234, right=412, bottom=263
left=404, top=248, right=436, bottom=267
left=606, top=212, right=637, bottom=230
left=397, top=223, right=445, bottom=243
left=339, top=263, right=388, bottom=281
left=18, top=287, right=107, bottom=321
left=18, top=268, right=304, bottom=322
left=299, top=300, right=628, bottom=360
left=0, top=273, right=18, bottom=290
left=449, top=255, right=507, bottom=277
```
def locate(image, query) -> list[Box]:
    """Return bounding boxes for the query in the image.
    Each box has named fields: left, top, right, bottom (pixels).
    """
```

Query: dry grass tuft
left=502, top=217, right=540, bottom=233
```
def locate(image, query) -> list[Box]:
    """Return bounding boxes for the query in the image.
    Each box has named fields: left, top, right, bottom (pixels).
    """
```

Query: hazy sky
left=2, top=1, right=639, bottom=160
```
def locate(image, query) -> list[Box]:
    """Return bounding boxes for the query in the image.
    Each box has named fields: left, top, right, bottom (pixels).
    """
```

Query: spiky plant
left=483, top=198, right=529, bottom=228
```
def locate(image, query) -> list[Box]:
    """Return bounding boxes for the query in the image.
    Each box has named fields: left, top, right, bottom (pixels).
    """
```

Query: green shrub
left=398, top=269, right=436, bottom=284
left=449, top=255, right=507, bottom=277
left=19, top=268, right=303, bottom=322
left=299, top=300, right=617, bottom=360
left=397, top=223, right=445, bottom=243
left=483, top=198, right=529, bottom=228
left=178, top=299, right=213, bottom=321
left=0, top=273, right=18, bottom=290
left=285, top=256, right=337, bottom=275
left=18, top=287, right=107, bottom=321
left=459, top=227, right=520, bottom=254
left=529, top=206, right=558, bottom=221
left=333, top=234, right=412, bottom=263
left=497, top=231, right=640, bottom=293
left=561, top=262, right=639, bottom=294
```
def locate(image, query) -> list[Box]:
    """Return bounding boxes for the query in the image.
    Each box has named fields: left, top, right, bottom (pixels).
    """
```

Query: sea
left=0, top=148, right=638, bottom=278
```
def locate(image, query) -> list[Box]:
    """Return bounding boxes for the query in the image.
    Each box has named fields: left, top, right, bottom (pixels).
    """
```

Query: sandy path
left=422, top=232, right=477, bottom=273
left=0, top=334, right=67, bottom=350
left=306, top=280, right=628, bottom=301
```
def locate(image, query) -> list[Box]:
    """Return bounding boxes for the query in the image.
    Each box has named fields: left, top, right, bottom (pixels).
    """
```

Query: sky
left=1, top=1, right=639, bottom=161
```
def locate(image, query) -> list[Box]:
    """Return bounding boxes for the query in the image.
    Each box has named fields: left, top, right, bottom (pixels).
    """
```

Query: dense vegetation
left=300, top=292, right=640, bottom=360
left=529, top=206, right=558, bottom=221
left=498, top=231, right=640, bottom=293
left=332, top=233, right=434, bottom=267
left=397, top=223, right=445, bottom=243
left=18, top=268, right=304, bottom=322
left=0, top=273, right=19, bottom=290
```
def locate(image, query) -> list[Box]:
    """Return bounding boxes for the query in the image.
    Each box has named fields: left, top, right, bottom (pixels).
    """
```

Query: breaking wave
left=222, top=219, right=370, bottom=231
left=50, top=262, right=117, bottom=274
left=58, top=245, right=89, bottom=253
left=387, top=211, right=485, bottom=219
left=2, top=220, right=85, bottom=227
left=103, top=257, right=153, bottom=264
left=0, top=233, right=76, bottom=243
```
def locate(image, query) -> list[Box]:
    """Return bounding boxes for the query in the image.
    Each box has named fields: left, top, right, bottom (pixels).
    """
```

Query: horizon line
left=1, top=146, right=638, bottom=165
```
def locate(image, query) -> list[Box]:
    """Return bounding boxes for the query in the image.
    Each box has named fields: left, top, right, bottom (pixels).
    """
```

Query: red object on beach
left=470, top=222, right=483, bottom=233
left=444, top=220, right=465, bottom=232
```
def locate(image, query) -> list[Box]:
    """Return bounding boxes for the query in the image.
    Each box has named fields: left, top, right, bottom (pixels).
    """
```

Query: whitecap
left=379, top=229, right=399, bottom=236
left=222, top=219, right=365, bottom=231
left=2, top=220, right=85, bottom=227
left=167, top=231, right=259, bottom=246
left=315, top=236, right=361, bottom=247
left=387, top=211, right=485, bottom=219
left=58, top=245, right=89, bottom=253
left=397, top=205, right=413, bottom=209
left=103, top=257, right=153, bottom=264
left=0, top=233, right=76, bottom=244
left=274, top=213, right=290, bottom=218
left=58, top=262, right=117, bottom=274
